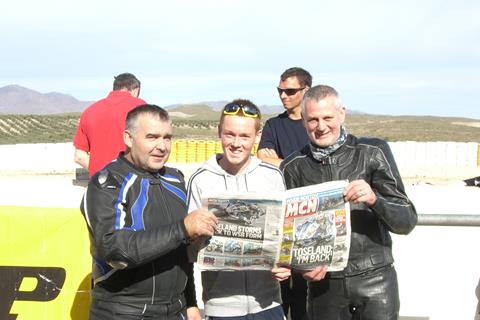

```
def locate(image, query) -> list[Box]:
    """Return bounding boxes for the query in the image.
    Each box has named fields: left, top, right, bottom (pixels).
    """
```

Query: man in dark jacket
left=281, top=85, right=417, bottom=320
left=81, top=104, right=218, bottom=320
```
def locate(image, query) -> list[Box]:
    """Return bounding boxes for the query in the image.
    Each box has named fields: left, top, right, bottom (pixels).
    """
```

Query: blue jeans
left=207, top=305, right=284, bottom=320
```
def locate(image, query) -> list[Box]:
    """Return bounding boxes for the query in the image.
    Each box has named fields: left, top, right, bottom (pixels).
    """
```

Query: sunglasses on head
left=277, top=87, right=305, bottom=96
left=223, top=104, right=260, bottom=118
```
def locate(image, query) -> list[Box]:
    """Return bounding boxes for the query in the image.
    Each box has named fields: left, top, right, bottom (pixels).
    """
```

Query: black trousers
left=89, top=298, right=187, bottom=320
left=281, top=272, right=308, bottom=320
left=308, top=265, right=400, bottom=320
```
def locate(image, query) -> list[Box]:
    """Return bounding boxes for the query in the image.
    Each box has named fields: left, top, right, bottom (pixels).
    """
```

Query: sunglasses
left=223, top=104, right=260, bottom=118
left=277, top=87, right=305, bottom=96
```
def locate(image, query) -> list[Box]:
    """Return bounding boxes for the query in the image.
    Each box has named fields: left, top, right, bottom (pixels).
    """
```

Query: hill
left=167, top=104, right=220, bottom=120
left=165, top=101, right=284, bottom=115
left=0, top=84, right=362, bottom=117
left=0, top=85, right=284, bottom=116
left=0, top=85, right=91, bottom=114
left=0, top=110, right=479, bottom=144
left=0, top=85, right=478, bottom=144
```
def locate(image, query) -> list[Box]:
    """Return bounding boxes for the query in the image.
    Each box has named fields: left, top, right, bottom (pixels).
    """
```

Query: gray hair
left=125, top=104, right=170, bottom=134
left=301, top=85, right=343, bottom=114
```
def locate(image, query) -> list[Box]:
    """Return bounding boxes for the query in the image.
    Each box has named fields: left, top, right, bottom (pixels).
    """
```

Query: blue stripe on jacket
left=161, top=180, right=187, bottom=203
left=115, top=172, right=135, bottom=230
left=127, top=178, right=149, bottom=231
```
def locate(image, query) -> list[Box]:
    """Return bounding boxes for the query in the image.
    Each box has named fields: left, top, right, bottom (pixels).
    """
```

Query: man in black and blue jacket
left=81, top=104, right=218, bottom=320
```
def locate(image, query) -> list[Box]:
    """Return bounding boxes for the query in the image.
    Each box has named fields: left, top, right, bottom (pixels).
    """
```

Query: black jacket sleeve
left=280, top=151, right=302, bottom=190
left=367, top=139, right=418, bottom=234
left=81, top=174, right=189, bottom=270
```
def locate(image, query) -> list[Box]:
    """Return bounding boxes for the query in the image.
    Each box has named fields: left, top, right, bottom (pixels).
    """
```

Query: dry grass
left=0, top=113, right=479, bottom=144
left=345, top=114, right=480, bottom=142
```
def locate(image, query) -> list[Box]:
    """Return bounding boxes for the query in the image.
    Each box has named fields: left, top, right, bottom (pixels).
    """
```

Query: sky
left=1, top=0, right=480, bottom=119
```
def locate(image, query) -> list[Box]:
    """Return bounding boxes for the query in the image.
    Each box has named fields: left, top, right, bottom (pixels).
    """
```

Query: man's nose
left=155, top=139, right=166, bottom=151
left=232, top=136, right=241, bottom=146
left=317, top=119, right=326, bottom=131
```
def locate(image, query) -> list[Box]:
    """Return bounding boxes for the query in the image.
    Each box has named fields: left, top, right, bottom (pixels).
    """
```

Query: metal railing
left=417, top=214, right=480, bottom=226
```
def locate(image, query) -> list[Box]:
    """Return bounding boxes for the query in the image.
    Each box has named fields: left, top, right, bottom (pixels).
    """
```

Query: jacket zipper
left=151, top=263, right=156, bottom=304
left=156, top=179, right=176, bottom=302
left=149, top=177, right=175, bottom=303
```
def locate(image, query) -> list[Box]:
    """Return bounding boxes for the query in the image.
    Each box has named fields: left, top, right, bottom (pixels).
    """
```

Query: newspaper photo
left=278, top=180, right=351, bottom=271
left=196, top=195, right=284, bottom=271
left=195, top=180, right=350, bottom=272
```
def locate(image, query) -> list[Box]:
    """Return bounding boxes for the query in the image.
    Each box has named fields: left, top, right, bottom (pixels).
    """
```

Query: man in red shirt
left=73, top=73, right=146, bottom=177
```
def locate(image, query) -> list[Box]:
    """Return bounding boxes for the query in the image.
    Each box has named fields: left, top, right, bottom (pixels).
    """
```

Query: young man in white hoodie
left=187, top=99, right=291, bottom=320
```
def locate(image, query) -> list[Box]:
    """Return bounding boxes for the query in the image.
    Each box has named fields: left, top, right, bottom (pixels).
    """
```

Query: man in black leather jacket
left=281, top=85, right=417, bottom=320
left=81, top=104, right=218, bottom=320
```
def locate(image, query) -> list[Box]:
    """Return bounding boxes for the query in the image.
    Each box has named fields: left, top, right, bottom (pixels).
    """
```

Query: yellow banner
left=0, top=206, right=91, bottom=320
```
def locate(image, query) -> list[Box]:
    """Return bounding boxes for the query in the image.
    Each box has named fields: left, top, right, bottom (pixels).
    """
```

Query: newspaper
left=196, top=180, right=350, bottom=271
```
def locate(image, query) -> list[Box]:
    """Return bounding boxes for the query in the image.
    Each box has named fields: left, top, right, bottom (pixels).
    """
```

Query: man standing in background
left=257, top=67, right=311, bottom=167
left=73, top=72, right=146, bottom=177
left=257, top=67, right=312, bottom=320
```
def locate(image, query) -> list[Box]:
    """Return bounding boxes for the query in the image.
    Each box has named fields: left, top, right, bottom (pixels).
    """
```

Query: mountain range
left=0, top=85, right=285, bottom=115
left=0, top=85, right=92, bottom=114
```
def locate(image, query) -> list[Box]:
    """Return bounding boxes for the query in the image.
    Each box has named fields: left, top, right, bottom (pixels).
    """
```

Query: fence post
left=478, top=143, right=480, bottom=166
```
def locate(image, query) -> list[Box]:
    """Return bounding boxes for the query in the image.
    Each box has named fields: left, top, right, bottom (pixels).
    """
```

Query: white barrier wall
left=396, top=185, right=480, bottom=320
left=1, top=141, right=478, bottom=178
left=0, top=143, right=79, bottom=175
left=389, top=141, right=479, bottom=178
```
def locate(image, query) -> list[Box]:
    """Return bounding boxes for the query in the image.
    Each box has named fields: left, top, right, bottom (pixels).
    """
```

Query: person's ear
left=130, top=88, right=140, bottom=98
left=255, top=129, right=262, bottom=144
left=339, top=106, right=346, bottom=124
left=124, top=130, right=133, bottom=148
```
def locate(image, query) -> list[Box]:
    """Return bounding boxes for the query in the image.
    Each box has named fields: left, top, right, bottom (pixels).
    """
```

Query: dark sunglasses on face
left=223, top=104, right=260, bottom=118
left=277, top=87, right=305, bottom=96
